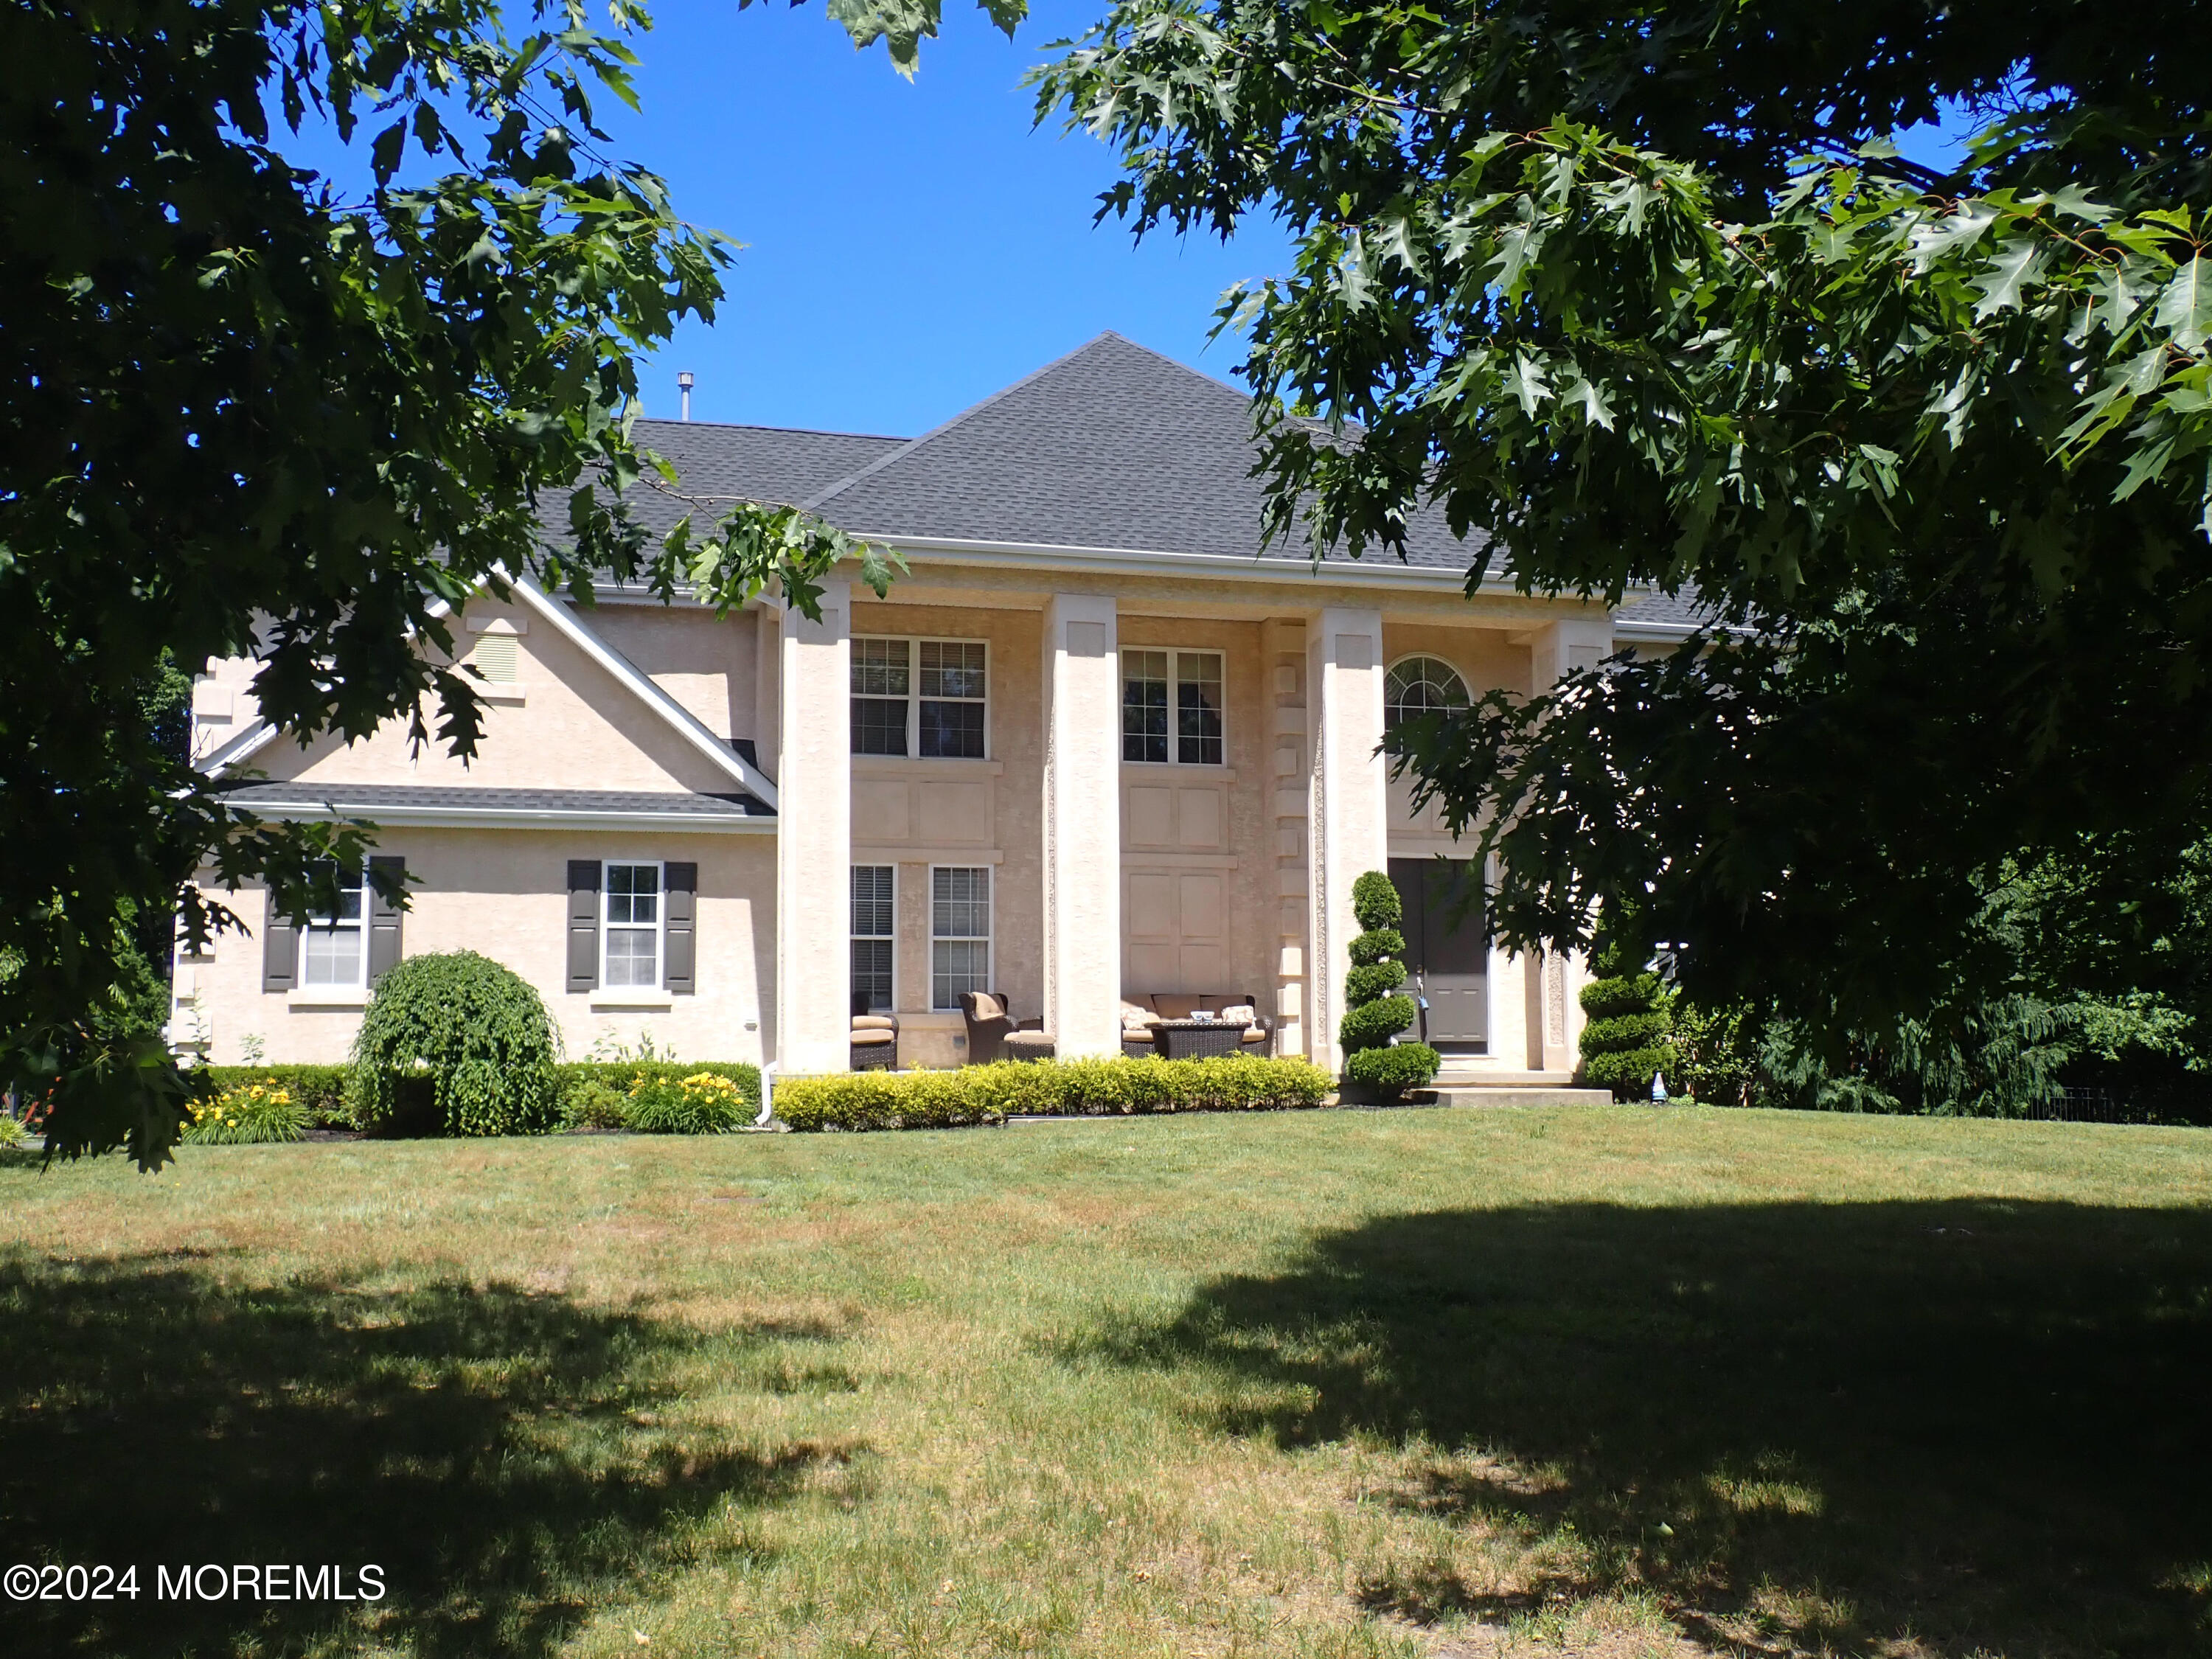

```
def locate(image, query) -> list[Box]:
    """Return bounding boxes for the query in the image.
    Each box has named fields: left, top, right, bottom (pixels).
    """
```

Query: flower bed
left=773, top=1054, right=1332, bottom=1133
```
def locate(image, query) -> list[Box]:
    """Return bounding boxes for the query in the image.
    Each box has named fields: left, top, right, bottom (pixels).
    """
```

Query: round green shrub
left=1340, top=994, right=1418, bottom=1053
left=1576, top=917, right=1677, bottom=1100
left=1346, top=960, right=1408, bottom=1004
left=1345, top=1042, right=1443, bottom=1096
left=1347, top=928, right=1406, bottom=967
left=1351, top=870, right=1402, bottom=931
left=348, top=951, right=560, bottom=1136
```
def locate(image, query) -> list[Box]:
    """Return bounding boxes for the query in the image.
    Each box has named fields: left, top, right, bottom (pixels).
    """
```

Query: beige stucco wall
left=176, top=827, right=774, bottom=1068
left=259, top=594, right=744, bottom=797
left=583, top=599, right=759, bottom=742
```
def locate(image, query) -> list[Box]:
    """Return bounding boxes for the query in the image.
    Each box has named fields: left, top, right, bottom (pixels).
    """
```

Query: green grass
left=4, top=1105, right=2212, bottom=1657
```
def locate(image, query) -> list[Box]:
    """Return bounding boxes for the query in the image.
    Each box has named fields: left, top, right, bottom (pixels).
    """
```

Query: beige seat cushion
left=968, top=992, right=1004, bottom=1020
left=852, top=1015, right=897, bottom=1031
left=850, top=1029, right=895, bottom=1048
left=1240, top=1026, right=1267, bottom=1044
left=1004, top=1029, right=1054, bottom=1048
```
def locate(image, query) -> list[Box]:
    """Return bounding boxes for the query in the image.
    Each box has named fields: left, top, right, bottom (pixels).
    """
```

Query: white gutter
left=506, top=575, right=780, bottom=810
left=866, top=533, right=1489, bottom=591
left=229, top=796, right=774, bottom=835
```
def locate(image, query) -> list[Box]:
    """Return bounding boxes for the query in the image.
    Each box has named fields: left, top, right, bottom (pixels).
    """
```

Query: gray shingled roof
left=616, top=422, right=905, bottom=540
left=805, top=333, right=1480, bottom=568
left=220, top=783, right=771, bottom=818
left=1613, top=589, right=1717, bottom=630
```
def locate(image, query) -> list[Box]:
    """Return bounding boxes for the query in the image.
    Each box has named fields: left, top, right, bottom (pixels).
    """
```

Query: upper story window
left=603, top=861, right=662, bottom=988
left=851, top=636, right=988, bottom=759
left=1385, top=656, right=1470, bottom=732
left=300, top=863, right=367, bottom=988
left=1122, top=648, right=1224, bottom=766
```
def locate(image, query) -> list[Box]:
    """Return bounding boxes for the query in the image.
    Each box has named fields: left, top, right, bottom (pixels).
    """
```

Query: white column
left=1526, top=611, right=1612, bottom=1073
left=775, top=580, right=851, bottom=1074
left=1305, top=607, right=1388, bottom=1075
left=1041, top=594, right=1121, bottom=1057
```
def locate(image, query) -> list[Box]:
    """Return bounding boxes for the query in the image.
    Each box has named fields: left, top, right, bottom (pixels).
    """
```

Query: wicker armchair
left=959, top=992, right=1054, bottom=1063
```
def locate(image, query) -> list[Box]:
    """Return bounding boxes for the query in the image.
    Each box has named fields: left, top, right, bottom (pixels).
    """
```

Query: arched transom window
left=1384, top=656, right=1470, bottom=731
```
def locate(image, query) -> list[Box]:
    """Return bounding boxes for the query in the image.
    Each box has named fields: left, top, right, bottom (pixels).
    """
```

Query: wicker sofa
left=1120, top=992, right=1272, bottom=1058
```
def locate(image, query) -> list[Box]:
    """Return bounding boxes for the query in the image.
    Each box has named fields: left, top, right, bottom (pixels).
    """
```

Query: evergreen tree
left=1340, top=871, right=1441, bottom=1099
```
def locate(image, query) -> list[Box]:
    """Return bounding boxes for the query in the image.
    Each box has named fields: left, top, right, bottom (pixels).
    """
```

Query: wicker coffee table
left=1152, top=1019, right=1244, bottom=1060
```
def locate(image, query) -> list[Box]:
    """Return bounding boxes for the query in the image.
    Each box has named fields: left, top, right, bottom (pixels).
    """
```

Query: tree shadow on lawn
left=1071, top=1197, right=2212, bottom=1655
left=0, top=1256, right=844, bottom=1659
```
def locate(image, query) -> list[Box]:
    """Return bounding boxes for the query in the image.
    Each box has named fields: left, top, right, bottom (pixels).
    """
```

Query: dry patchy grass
left=3, top=1106, right=2212, bottom=1658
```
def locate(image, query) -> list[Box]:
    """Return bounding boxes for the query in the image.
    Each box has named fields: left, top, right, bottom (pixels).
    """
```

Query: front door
left=1388, top=858, right=1488, bottom=1051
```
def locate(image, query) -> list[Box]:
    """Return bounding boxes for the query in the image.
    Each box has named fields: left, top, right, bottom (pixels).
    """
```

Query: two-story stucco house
left=173, top=334, right=1698, bottom=1083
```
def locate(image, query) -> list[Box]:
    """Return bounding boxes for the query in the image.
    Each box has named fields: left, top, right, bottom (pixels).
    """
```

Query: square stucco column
left=1526, top=613, right=1613, bottom=1071
left=1305, top=608, right=1388, bottom=1075
left=1041, top=594, right=1121, bottom=1057
left=775, top=580, right=851, bottom=1074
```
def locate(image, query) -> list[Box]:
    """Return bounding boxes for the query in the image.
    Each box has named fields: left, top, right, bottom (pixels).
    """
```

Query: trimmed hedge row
left=194, top=1060, right=763, bottom=1134
left=774, top=1054, right=1334, bottom=1132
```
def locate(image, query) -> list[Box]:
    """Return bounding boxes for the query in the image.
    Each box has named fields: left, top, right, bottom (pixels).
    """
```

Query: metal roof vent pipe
left=677, top=369, right=695, bottom=422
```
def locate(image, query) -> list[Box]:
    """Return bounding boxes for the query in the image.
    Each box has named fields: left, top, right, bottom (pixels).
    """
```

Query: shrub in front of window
left=1339, top=871, right=1441, bottom=1098
left=182, top=1078, right=308, bottom=1145
left=625, top=1071, right=749, bottom=1134
left=347, top=951, right=561, bottom=1136
left=772, top=1054, right=1332, bottom=1131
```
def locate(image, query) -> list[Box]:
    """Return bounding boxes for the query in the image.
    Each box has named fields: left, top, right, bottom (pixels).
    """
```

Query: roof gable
left=801, top=333, right=1478, bottom=570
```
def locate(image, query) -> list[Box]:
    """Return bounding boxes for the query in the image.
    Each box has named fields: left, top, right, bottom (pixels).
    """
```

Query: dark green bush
left=1345, top=961, right=1408, bottom=1004
left=1351, top=870, right=1402, bottom=930
left=199, top=1065, right=349, bottom=1126
left=774, top=1055, right=1333, bottom=1132
left=1346, top=928, right=1405, bottom=967
left=1340, top=994, right=1418, bottom=1054
left=1577, top=911, right=1678, bottom=1102
left=1345, top=1043, right=1444, bottom=1092
left=348, top=951, right=560, bottom=1136
left=1338, top=869, right=1438, bottom=1097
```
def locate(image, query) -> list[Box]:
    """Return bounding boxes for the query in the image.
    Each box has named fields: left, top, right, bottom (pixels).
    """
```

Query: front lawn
left=4, top=1106, right=2211, bottom=1658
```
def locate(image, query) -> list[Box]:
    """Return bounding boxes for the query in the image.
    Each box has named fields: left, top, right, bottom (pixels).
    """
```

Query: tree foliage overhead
left=1036, top=0, right=2212, bottom=1040
left=1, top=0, right=1027, bottom=1167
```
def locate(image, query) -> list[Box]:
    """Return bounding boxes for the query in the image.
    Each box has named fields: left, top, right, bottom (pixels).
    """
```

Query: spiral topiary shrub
left=348, top=951, right=561, bottom=1136
left=1339, top=870, right=1440, bottom=1098
left=1576, top=914, right=1679, bottom=1101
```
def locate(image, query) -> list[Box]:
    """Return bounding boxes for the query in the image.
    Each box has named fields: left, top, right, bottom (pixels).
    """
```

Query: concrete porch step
left=1422, top=1086, right=1615, bottom=1109
left=1428, top=1068, right=1579, bottom=1088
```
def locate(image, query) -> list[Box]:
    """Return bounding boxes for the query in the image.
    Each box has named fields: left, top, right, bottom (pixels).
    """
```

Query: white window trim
left=296, top=866, right=369, bottom=992
left=600, top=858, right=666, bottom=994
left=850, top=634, right=991, bottom=760
left=928, top=863, right=993, bottom=1013
left=1383, top=653, right=1472, bottom=731
left=851, top=863, right=898, bottom=1015
left=1121, top=646, right=1228, bottom=768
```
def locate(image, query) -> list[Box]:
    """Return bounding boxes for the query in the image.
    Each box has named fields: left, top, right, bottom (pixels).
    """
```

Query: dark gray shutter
left=664, top=862, right=698, bottom=995
left=261, top=888, right=297, bottom=993
left=566, top=860, right=601, bottom=992
left=366, top=856, right=406, bottom=987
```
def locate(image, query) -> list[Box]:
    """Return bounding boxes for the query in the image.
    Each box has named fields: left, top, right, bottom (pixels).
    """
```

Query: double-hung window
left=931, top=867, right=991, bottom=1011
left=603, top=861, right=662, bottom=988
left=851, top=636, right=988, bottom=759
left=1121, top=649, right=1224, bottom=765
left=300, top=863, right=367, bottom=988
left=851, top=866, right=895, bottom=1014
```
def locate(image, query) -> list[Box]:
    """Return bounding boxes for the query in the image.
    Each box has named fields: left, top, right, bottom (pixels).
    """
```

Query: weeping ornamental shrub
left=348, top=951, right=560, bottom=1135
left=1339, top=870, right=1440, bottom=1097
left=1578, top=920, right=1679, bottom=1102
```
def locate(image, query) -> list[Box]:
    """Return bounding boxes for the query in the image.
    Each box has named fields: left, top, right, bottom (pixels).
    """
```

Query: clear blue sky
left=578, top=1, right=1287, bottom=437
left=284, top=4, right=1972, bottom=440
